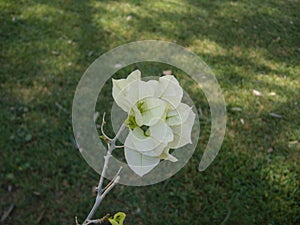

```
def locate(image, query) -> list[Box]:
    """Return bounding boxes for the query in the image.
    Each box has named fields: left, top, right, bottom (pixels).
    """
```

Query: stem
left=83, top=123, right=126, bottom=223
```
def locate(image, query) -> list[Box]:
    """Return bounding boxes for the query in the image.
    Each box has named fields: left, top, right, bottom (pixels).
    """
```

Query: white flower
left=167, top=105, right=196, bottom=149
left=154, top=75, right=183, bottom=109
left=112, top=69, right=196, bottom=176
left=124, top=121, right=173, bottom=176
left=112, top=70, right=155, bottom=113
left=132, top=97, right=167, bottom=127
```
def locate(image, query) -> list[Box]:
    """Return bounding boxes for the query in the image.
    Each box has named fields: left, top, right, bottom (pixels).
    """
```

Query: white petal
left=159, top=148, right=178, bottom=162
left=150, top=121, right=174, bottom=144
left=112, top=79, right=131, bottom=112
left=146, top=80, right=159, bottom=89
left=141, top=98, right=167, bottom=126
left=124, top=121, right=173, bottom=157
left=127, top=70, right=141, bottom=81
left=166, top=103, right=191, bottom=126
left=169, top=108, right=196, bottom=149
left=142, top=122, right=174, bottom=157
left=126, top=80, right=155, bottom=109
left=112, top=70, right=141, bottom=112
left=132, top=105, right=144, bottom=127
left=156, top=75, right=183, bottom=109
left=125, top=147, right=160, bottom=177
left=124, top=127, right=166, bottom=156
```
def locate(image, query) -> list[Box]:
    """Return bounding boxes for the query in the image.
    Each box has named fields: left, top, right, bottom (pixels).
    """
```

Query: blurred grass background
left=0, top=0, right=299, bottom=224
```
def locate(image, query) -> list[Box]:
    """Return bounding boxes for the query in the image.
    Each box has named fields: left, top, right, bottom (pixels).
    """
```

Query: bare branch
left=75, top=216, right=80, bottom=225
left=102, top=166, right=123, bottom=192
left=100, top=112, right=112, bottom=142
left=101, top=176, right=120, bottom=200
left=84, top=214, right=110, bottom=224
left=83, top=124, right=126, bottom=223
left=114, top=145, right=124, bottom=149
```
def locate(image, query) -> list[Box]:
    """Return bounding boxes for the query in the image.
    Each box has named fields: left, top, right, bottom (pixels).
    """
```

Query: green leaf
left=108, top=212, right=126, bottom=225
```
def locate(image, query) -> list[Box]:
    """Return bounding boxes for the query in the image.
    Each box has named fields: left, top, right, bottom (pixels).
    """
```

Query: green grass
left=1, top=0, right=299, bottom=224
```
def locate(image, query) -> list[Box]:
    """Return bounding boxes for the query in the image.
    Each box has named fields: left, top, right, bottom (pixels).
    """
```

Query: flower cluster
left=112, top=70, right=195, bottom=176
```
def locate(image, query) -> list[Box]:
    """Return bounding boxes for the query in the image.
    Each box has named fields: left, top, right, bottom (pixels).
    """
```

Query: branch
left=102, top=166, right=123, bottom=192
left=101, top=176, right=120, bottom=199
left=100, top=112, right=112, bottom=142
left=83, top=123, right=126, bottom=224
left=84, top=214, right=111, bottom=224
left=114, top=145, right=124, bottom=149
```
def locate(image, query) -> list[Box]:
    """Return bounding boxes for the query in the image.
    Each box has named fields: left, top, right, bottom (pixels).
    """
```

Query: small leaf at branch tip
left=269, top=112, right=283, bottom=118
left=108, top=212, right=126, bottom=225
left=100, top=135, right=107, bottom=141
left=252, top=89, right=263, bottom=96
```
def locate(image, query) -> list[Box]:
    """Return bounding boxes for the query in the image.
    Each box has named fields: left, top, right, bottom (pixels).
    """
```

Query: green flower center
left=136, top=100, right=145, bottom=113
left=125, top=115, right=137, bottom=130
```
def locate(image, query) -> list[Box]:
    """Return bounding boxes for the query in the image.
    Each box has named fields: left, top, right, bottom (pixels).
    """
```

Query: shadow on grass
left=129, top=0, right=299, bottom=63
left=0, top=0, right=111, bottom=223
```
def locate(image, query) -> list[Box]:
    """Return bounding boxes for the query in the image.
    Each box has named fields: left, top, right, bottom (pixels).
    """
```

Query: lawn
left=0, top=0, right=299, bottom=224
